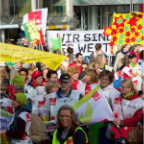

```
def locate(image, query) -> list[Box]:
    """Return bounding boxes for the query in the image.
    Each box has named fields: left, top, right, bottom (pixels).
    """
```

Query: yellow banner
left=0, top=43, right=66, bottom=70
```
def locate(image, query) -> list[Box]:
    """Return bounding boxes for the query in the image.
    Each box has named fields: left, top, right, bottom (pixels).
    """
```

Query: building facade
left=0, top=0, right=143, bottom=43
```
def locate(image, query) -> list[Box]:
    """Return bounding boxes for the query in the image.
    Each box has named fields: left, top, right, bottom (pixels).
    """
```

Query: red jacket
left=121, top=93, right=142, bottom=126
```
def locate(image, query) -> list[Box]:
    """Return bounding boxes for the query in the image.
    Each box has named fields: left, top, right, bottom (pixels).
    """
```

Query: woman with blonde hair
left=83, top=69, right=99, bottom=95
left=106, top=79, right=143, bottom=144
left=0, top=67, right=9, bottom=87
left=52, top=105, right=88, bottom=144
left=32, top=81, right=59, bottom=121
left=66, top=66, right=83, bottom=90
left=95, top=54, right=107, bottom=70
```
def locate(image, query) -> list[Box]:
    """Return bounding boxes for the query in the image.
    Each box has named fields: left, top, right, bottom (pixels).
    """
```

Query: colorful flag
left=72, top=86, right=114, bottom=124
left=23, top=20, right=40, bottom=41
left=49, top=35, right=62, bottom=53
left=21, top=8, right=48, bottom=35
left=111, top=12, right=144, bottom=45
left=32, top=28, right=45, bottom=45
left=0, top=43, right=66, bottom=70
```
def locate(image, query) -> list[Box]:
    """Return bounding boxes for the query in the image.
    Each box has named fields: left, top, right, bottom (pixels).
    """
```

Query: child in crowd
left=130, top=44, right=140, bottom=62
left=122, top=53, right=142, bottom=91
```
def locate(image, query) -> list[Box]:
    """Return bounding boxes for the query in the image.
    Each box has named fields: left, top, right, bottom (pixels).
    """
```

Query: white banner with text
left=47, top=30, right=111, bottom=57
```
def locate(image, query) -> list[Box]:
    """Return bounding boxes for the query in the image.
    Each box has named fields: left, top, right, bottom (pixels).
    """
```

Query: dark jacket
left=56, top=127, right=86, bottom=144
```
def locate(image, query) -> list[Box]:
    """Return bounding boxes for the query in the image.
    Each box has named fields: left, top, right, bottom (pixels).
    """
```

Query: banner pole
left=107, top=47, right=111, bottom=70
left=40, top=39, right=44, bottom=51
left=60, top=33, right=63, bottom=55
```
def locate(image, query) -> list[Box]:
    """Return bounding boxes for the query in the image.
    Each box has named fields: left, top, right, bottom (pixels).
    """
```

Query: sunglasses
left=82, top=67, right=87, bottom=70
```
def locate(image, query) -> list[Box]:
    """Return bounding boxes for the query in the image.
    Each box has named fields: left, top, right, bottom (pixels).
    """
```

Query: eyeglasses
left=51, top=77, right=58, bottom=79
left=59, top=115, right=71, bottom=119
left=82, top=67, right=87, bottom=70
left=120, top=85, right=128, bottom=89
left=100, top=77, right=109, bottom=82
left=20, top=74, right=27, bottom=76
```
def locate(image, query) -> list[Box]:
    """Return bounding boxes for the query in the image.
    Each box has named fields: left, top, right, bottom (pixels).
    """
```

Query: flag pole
left=60, top=33, right=63, bottom=55
left=40, top=39, right=44, bottom=51
left=107, top=48, right=111, bottom=70
left=39, top=27, right=44, bottom=51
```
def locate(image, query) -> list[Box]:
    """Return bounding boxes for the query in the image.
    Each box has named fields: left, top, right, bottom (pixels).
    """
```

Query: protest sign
left=0, top=43, right=66, bottom=70
left=21, top=8, right=48, bottom=35
left=47, top=30, right=111, bottom=56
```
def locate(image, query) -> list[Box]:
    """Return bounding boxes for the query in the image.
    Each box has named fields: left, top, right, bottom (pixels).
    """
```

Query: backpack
left=29, top=113, right=47, bottom=143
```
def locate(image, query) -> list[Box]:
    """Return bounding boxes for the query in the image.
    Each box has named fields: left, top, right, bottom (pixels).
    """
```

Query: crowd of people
left=0, top=40, right=144, bottom=144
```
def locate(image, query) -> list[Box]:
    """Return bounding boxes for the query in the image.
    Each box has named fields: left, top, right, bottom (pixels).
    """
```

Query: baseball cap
left=128, top=53, right=137, bottom=59
left=31, top=71, right=42, bottom=80
left=59, top=73, right=71, bottom=82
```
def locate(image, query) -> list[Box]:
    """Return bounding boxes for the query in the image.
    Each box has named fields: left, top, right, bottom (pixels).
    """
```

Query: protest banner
left=0, top=109, right=12, bottom=130
left=47, top=30, right=111, bottom=56
left=0, top=43, right=66, bottom=70
left=21, top=8, right=48, bottom=35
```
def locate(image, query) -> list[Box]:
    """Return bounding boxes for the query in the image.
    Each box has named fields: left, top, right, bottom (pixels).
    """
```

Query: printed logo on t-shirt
left=114, top=98, right=121, bottom=105
left=92, top=91, right=101, bottom=101
left=25, top=113, right=31, bottom=122
left=50, top=98, right=56, bottom=105
left=133, top=80, right=138, bottom=86
left=38, top=101, right=45, bottom=107
left=129, top=69, right=134, bottom=75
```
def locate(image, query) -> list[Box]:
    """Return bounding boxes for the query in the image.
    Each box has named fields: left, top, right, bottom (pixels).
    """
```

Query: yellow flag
left=0, top=43, right=66, bottom=70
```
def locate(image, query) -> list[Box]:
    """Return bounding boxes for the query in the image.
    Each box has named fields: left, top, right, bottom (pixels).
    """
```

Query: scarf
left=32, top=81, right=43, bottom=87
left=130, top=62, right=137, bottom=68
left=100, top=64, right=105, bottom=69
left=72, top=81, right=79, bottom=90
left=122, top=91, right=134, bottom=99
left=121, top=50, right=129, bottom=55
left=85, top=83, right=91, bottom=96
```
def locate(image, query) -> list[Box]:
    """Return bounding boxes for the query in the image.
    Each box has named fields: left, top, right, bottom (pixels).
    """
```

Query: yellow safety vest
left=52, top=127, right=88, bottom=144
